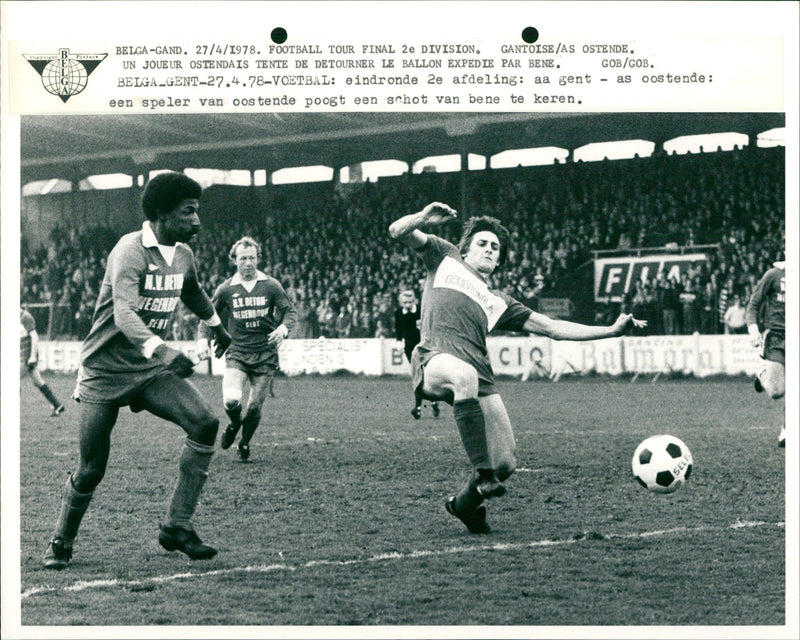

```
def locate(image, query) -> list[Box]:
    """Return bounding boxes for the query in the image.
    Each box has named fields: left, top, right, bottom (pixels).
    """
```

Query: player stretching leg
left=20, top=307, right=65, bottom=416
left=43, top=172, right=231, bottom=569
left=389, top=203, right=645, bottom=534
left=212, top=237, right=295, bottom=462
left=747, top=260, right=786, bottom=447
left=395, top=289, right=439, bottom=419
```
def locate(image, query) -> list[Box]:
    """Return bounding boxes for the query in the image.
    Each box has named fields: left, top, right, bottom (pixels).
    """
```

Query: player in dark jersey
left=42, top=172, right=231, bottom=570
left=389, top=202, right=645, bottom=534
left=20, top=307, right=65, bottom=416
left=395, top=289, right=439, bottom=420
left=213, top=237, right=296, bottom=461
left=746, top=260, right=785, bottom=447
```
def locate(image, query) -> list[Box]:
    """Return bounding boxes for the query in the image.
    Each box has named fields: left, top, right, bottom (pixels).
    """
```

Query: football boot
left=43, top=536, right=72, bottom=570
left=446, top=497, right=491, bottom=534
left=158, top=525, right=217, bottom=560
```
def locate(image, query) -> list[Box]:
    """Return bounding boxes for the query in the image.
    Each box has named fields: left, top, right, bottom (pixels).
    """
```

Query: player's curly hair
left=229, top=236, right=262, bottom=264
left=458, top=216, right=510, bottom=267
left=141, top=172, right=202, bottom=221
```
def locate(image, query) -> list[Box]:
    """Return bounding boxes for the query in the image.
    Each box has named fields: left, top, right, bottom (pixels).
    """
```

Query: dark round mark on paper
left=271, top=28, right=288, bottom=44
left=522, top=27, right=539, bottom=43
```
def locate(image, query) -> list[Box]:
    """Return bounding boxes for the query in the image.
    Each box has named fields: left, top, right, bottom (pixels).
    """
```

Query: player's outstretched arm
left=388, top=202, right=458, bottom=248
left=523, top=310, right=646, bottom=340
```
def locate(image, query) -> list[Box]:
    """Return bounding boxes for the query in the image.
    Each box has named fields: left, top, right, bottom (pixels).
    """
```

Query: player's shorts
left=75, top=361, right=173, bottom=407
left=760, top=329, right=785, bottom=365
left=411, top=345, right=496, bottom=405
left=226, top=349, right=279, bottom=377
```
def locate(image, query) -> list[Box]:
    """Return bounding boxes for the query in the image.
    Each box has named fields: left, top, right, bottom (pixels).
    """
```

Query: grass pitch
left=16, top=374, right=785, bottom=627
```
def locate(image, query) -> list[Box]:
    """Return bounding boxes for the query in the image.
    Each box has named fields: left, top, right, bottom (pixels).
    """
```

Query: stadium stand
left=21, top=145, right=784, bottom=340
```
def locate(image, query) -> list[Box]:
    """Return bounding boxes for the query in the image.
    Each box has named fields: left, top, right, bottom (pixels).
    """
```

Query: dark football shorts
left=75, top=362, right=200, bottom=412
left=760, top=329, right=785, bottom=365
left=226, top=349, right=279, bottom=377
left=411, top=345, right=497, bottom=405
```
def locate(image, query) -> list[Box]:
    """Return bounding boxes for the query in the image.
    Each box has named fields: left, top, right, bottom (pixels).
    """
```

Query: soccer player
left=42, top=172, right=232, bottom=569
left=20, top=307, right=65, bottom=416
left=389, top=202, right=645, bottom=534
left=213, top=236, right=296, bottom=462
left=395, top=289, right=439, bottom=419
left=746, top=260, right=785, bottom=447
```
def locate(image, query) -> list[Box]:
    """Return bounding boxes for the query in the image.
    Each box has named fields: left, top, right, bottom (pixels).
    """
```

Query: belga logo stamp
left=23, top=48, right=107, bottom=102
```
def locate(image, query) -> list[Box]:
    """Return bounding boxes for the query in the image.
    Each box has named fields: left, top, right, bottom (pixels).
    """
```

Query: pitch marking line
left=21, top=520, right=783, bottom=600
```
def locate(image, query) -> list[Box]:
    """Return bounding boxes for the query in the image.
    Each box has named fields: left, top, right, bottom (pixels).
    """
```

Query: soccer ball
left=632, top=434, right=693, bottom=493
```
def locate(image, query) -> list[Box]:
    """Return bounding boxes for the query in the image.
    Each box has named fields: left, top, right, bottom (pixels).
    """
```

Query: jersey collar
left=231, top=271, right=268, bottom=286
left=142, top=221, right=159, bottom=247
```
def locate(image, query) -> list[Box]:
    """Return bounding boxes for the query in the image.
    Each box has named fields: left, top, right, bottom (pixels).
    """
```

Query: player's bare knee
left=73, top=467, right=104, bottom=492
left=224, top=398, right=241, bottom=412
left=495, top=457, right=516, bottom=482
left=766, top=383, right=785, bottom=399
left=450, top=368, right=479, bottom=398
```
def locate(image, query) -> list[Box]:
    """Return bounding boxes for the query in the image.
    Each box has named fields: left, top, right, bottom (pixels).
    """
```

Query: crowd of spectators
left=21, top=144, right=784, bottom=341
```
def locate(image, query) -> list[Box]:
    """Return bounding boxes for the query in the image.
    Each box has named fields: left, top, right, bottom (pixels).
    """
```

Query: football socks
left=224, top=400, right=243, bottom=430
left=239, top=406, right=262, bottom=446
left=165, top=438, right=214, bottom=530
left=52, top=474, right=94, bottom=544
left=39, top=383, right=62, bottom=409
left=453, top=398, right=492, bottom=470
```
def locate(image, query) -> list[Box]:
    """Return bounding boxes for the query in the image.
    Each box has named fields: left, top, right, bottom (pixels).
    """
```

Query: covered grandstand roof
left=20, top=112, right=784, bottom=184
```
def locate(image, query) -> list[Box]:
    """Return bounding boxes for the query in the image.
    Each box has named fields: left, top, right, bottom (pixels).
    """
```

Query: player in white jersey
left=390, top=202, right=645, bottom=534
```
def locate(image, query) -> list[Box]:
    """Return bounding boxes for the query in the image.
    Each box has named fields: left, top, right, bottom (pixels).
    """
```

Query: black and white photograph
left=2, top=2, right=797, bottom=638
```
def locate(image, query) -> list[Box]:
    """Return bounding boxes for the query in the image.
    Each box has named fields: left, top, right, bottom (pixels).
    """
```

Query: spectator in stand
left=317, top=296, right=335, bottom=337
left=21, top=146, right=784, bottom=340
left=335, top=304, right=353, bottom=339
left=680, top=276, right=700, bottom=334
left=293, top=292, right=314, bottom=339
left=717, top=276, right=736, bottom=333
left=650, top=276, right=667, bottom=335
left=307, top=296, right=321, bottom=338
left=662, top=279, right=681, bottom=335
left=356, top=301, right=375, bottom=338
left=723, top=294, right=748, bottom=334
left=644, top=281, right=660, bottom=336
left=698, top=280, right=718, bottom=335
left=629, top=280, right=649, bottom=336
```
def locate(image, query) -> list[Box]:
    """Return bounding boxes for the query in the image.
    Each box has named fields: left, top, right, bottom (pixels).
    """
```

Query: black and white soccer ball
left=632, top=434, right=693, bottom=493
